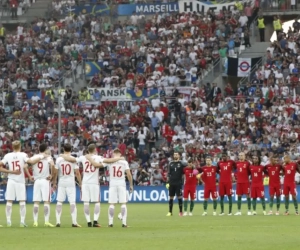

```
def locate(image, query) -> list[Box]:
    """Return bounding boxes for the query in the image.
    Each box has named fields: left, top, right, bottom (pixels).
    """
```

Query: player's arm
left=27, top=154, right=47, bottom=165
left=126, top=169, right=133, bottom=193
left=75, top=168, right=82, bottom=188
left=85, top=155, right=104, bottom=168
left=24, top=164, right=34, bottom=181
left=59, top=154, right=77, bottom=163
left=48, top=160, right=55, bottom=180
left=296, top=163, right=300, bottom=173
left=102, top=157, right=125, bottom=164
left=0, top=161, right=21, bottom=175
left=52, top=163, right=59, bottom=189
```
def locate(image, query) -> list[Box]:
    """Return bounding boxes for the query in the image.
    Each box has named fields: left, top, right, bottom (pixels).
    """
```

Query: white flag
left=237, top=58, right=251, bottom=77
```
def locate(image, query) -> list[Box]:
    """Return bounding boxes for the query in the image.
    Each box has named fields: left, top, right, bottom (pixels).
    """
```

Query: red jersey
left=217, top=160, right=235, bottom=183
left=249, top=165, right=265, bottom=187
left=184, top=167, right=198, bottom=186
left=265, top=164, right=281, bottom=186
left=283, top=162, right=298, bottom=184
left=201, top=166, right=217, bottom=187
left=235, top=161, right=250, bottom=183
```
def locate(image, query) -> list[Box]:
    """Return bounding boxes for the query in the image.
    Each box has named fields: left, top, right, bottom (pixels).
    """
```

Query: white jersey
left=77, top=155, right=102, bottom=185
left=32, top=154, right=53, bottom=180
left=1, top=152, right=29, bottom=183
left=104, top=160, right=129, bottom=187
left=55, top=156, right=79, bottom=187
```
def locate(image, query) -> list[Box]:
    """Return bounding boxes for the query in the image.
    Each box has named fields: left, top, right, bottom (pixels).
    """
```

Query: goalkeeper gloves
left=166, top=183, right=170, bottom=189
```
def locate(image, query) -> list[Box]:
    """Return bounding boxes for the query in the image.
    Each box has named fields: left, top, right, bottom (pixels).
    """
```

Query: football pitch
left=0, top=203, right=299, bottom=250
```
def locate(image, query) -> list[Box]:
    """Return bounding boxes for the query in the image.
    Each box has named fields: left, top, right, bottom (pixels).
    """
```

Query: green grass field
left=0, top=203, right=299, bottom=250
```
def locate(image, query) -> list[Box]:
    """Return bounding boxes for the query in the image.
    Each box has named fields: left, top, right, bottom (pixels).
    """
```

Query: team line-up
left=0, top=141, right=133, bottom=228
left=0, top=142, right=299, bottom=228
left=166, top=152, right=299, bottom=217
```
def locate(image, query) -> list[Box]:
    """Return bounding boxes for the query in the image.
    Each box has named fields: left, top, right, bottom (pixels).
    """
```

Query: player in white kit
left=87, top=148, right=133, bottom=228
left=64, top=143, right=126, bottom=227
left=31, top=144, right=55, bottom=227
left=52, top=143, right=82, bottom=228
left=0, top=141, right=47, bottom=227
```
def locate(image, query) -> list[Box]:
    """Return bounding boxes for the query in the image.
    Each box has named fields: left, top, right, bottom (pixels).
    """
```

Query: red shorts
left=251, top=186, right=265, bottom=199
left=283, top=183, right=297, bottom=196
left=236, top=183, right=250, bottom=196
left=183, top=185, right=196, bottom=200
left=269, top=185, right=282, bottom=197
left=219, top=182, right=232, bottom=196
left=204, top=186, right=218, bottom=200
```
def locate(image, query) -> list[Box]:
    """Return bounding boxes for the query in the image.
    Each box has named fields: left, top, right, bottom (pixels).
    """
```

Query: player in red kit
left=183, top=159, right=199, bottom=216
left=282, top=155, right=300, bottom=215
left=265, top=155, right=282, bottom=215
left=249, top=155, right=266, bottom=215
left=217, top=152, right=235, bottom=216
left=199, top=156, right=218, bottom=216
left=234, top=152, right=251, bottom=216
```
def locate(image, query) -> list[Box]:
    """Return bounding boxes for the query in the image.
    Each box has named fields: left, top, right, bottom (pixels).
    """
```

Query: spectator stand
left=0, top=0, right=36, bottom=18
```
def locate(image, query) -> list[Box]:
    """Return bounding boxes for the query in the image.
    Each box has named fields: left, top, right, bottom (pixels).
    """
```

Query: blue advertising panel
left=117, top=2, right=179, bottom=16
left=69, top=4, right=110, bottom=16
left=0, top=185, right=299, bottom=204
left=11, top=91, right=41, bottom=99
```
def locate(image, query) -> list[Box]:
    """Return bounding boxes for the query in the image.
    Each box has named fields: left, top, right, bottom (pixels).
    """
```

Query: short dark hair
left=39, top=143, right=47, bottom=153
left=63, top=143, right=72, bottom=152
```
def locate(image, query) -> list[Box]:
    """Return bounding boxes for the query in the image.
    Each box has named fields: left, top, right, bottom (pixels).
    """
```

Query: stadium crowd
left=2, top=1, right=300, bottom=187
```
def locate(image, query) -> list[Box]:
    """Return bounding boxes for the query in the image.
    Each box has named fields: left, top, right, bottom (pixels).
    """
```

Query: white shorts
left=6, top=179, right=26, bottom=201
left=57, top=185, right=76, bottom=203
left=109, top=186, right=127, bottom=204
left=33, top=179, right=51, bottom=202
left=81, top=184, right=100, bottom=202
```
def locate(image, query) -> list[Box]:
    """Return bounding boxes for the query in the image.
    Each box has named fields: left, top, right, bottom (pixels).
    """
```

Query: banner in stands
left=127, top=88, right=159, bottom=101
left=88, top=88, right=127, bottom=100
left=85, top=61, right=103, bottom=77
left=117, top=2, right=179, bottom=15
left=164, top=87, right=198, bottom=99
left=227, top=57, right=261, bottom=77
left=0, top=185, right=298, bottom=203
left=178, top=0, right=235, bottom=13
left=68, top=3, right=110, bottom=16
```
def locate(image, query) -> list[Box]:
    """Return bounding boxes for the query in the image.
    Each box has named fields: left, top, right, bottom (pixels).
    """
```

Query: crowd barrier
left=0, top=185, right=299, bottom=204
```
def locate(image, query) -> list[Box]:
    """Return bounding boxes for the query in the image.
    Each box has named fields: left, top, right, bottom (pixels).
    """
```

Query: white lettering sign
left=88, top=88, right=127, bottom=101
left=179, top=1, right=235, bottom=13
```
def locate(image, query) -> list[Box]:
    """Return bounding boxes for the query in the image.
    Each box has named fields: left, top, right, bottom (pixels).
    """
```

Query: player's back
left=56, top=156, right=78, bottom=186
left=236, top=161, right=250, bottom=183
left=249, top=165, right=264, bottom=187
left=218, top=160, right=234, bottom=183
left=32, top=154, right=52, bottom=180
left=77, top=155, right=101, bottom=185
left=108, top=160, right=129, bottom=187
left=265, top=164, right=281, bottom=186
left=1, top=152, right=28, bottom=183
left=284, top=162, right=297, bottom=183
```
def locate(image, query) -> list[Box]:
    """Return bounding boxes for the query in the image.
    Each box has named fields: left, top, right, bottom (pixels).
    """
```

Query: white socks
left=6, top=202, right=12, bottom=224
left=94, top=203, right=100, bottom=222
left=56, top=202, right=62, bottom=224
left=70, top=203, right=77, bottom=225
left=20, top=202, right=26, bottom=224
left=33, top=204, right=39, bottom=223
left=121, top=204, right=127, bottom=225
left=44, top=204, right=50, bottom=223
left=84, top=202, right=90, bottom=223
left=108, top=205, right=115, bottom=225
